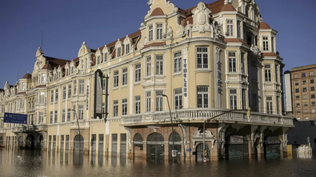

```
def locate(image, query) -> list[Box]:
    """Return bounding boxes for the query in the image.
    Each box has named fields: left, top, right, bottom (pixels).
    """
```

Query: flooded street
left=1, top=148, right=316, bottom=177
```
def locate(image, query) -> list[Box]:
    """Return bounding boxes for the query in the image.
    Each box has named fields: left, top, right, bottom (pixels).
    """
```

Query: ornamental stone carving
left=164, top=26, right=173, bottom=40
left=192, top=2, right=212, bottom=33
left=212, top=21, right=223, bottom=39
left=250, top=44, right=262, bottom=58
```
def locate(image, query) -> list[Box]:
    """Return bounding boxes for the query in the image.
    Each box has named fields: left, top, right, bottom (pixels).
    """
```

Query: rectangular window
left=156, top=55, right=163, bottom=75
left=122, top=99, right=127, bottom=115
left=62, top=109, right=65, bottom=122
left=265, top=65, right=271, bottom=82
left=117, top=47, right=121, bottom=57
left=275, top=64, right=278, bottom=83
left=276, top=96, right=280, bottom=114
left=55, top=89, right=58, bottom=102
left=242, top=89, right=246, bottom=109
left=312, top=102, right=316, bottom=106
left=97, top=56, right=100, bottom=65
left=146, top=92, right=151, bottom=112
left=303, top=88, right=307, bottom=92
left=67, top=108, right=70, bottom=122
left=114, top=70, right=119, bottom=88
left=304, top=102, right=308, bottom=107
left=296, top=88, right=299, bottom=93
left=156, top=91, right=163, bottom=111
left=79, top=80, right=84, bottom=94
left=237, top=20, right=241, bottom=38
left=122, top=68, right=127, bottom=86
left=229, top=52, right=236, bottom=72
left=303, top=95, right=308, bottom=100
left=197, top=47, right=208, bottom=68
left=295, top=82, right=299, bottom=86
left=197, top=86, right=208, bottom=108
left=297, top=110, right=301, bottom=114
left=54, top=110, right=57, bottom=123
left=39, top=92, right=44, bottom=104
left=135, top=96, right=141, bottom=114
left=39, top=112, right=43, bottom=123
left=174, top=51, right=182, bottom=73
left=125, top=44, right=129, bottom=54
left=68, top=85, right=71, bottom=98
left=146, top=56, right=151, bottom=76
left=135, top=64, right=141, bottom=82
left=157, top=23, right=163, bottom=40
left=230, top=89, right=237, bottom=109
left=303, top=80, right=306, bottom=85
left=79, top=105, right=84, bottom=120
left=74, top=80, right=77, bottom=95
left=104, top=53, right=107, bottom=62
left=149, top=25, right=153, bottom=41
left=296, top=103, right=300, bottom=107
left=241, top=53, right=245, bottom=74
left=174, top=88, right=183, bottom=109
left=266, top=96, right=273, bottom=114
left=51, top=90, right=54, bottom=103
left=311, top=79, right=314, bottom=84
left=63, top=86, right=66, bottom=100
left=310, top=72, right=314, bottom=76
left=227, top=20, right=233, bottom=36
left=263, top=37, right=269, bottom=51
left=312, top=94, right=316, bottom=99
left=271, top=37, right=275, bottom=52
left=311, top=87, right=315, bottom=91
left=113, top=100, right=118, bottom=117
left=50, top=111, right=53, bottom=124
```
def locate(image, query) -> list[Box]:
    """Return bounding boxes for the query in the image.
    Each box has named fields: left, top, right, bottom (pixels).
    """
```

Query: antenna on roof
left=41, top=30, right=44, bottom=49
left=17, top=70, right=19, bottom=82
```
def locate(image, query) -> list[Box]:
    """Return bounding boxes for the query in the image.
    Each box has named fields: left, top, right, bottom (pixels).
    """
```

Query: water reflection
left=1, top=149, right=316, bottom=177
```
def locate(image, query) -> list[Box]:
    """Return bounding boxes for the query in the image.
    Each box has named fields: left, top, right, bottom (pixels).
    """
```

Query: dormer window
left=126, top=44, right=129, bottom=54
left=66, top=69, right=69, bottom=76
left=97, top=56, right=100, bottom=65
left=263, top=37, right=269, bottom=51
left=157, top=24, right=163, bottom=40
left=149, top=25, right=153, bottom=41
left=271, top=37, right=275, bottom=52
left=104, top=53, right=108, bottom=62
left=117, top=47, right=121, bottom=57
left=237, top=20, right=241, bottom=38
left=71, top=66, right=74, bottom=74
left=226, top=20, right=233, bottom=36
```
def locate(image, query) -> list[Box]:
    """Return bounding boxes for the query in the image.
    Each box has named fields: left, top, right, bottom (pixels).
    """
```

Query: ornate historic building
left=0, top=0, right=293, bottom=161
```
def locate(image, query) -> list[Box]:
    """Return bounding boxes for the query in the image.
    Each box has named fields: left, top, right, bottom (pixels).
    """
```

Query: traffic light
left=204, top=150, right=208, bottom=157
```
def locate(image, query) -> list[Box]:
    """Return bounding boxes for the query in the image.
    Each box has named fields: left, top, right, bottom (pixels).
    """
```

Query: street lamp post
left=162, top=94, right=175, bottom=162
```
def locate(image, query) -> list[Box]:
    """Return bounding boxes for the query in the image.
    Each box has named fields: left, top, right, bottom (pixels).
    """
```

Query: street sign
left=172, top=150, right=177, bottom=157
left=3, top=113, right=27, bottom=124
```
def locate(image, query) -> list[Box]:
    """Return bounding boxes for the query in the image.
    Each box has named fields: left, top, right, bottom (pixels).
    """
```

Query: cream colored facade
left=0, top=0, right=293, bottom=161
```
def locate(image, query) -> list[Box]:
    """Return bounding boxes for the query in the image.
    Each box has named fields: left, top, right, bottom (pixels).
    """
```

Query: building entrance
left=74, top=134, right=84, bottom=152
left=264, top=136, right=281, bottom=159
left=196, top=143, right=210, bottom=162
left=168, top=132, right=181, bottom=162
left=147, top=133, right=164, bottom=163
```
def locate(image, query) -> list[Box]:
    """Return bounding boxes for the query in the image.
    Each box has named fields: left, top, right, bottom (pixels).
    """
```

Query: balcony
left=121, top=108, right=294, bottom=127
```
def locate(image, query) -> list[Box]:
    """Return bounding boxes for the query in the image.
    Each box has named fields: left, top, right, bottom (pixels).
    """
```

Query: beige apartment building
left=290, top=64, right=316, bottom=120
left=0, top=0, right=293, bottom=162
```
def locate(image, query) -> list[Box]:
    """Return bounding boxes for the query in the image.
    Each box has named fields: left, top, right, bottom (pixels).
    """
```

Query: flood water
left=0, top=148, right=316, bottom=177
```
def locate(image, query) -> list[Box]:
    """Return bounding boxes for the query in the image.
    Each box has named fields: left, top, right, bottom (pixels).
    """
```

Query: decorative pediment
left=123, top=35, right=132, bottom=44
left=192, top=130, right=216, bottom=149
left=191, top=2, right=212, bottom=33
left=115, top=39, right=123, bottom=48
left=145, top=0, right=178, bottom=19
left=78, top=41, right=91, bottom=57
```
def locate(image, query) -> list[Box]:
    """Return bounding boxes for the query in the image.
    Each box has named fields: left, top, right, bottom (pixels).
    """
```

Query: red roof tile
left=22, top=73, right=32, bottom=79
left=259, top=22, right=271, bottom=29
left=151, top=8, right=164, bottom=16
left=143, top=42, right=166, bottom=49
left=224, top=38, right=249, bottom=46
left=220, top=4, right=236, bottom=12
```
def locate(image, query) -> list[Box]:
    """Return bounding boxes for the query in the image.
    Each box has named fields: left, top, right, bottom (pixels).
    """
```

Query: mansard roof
left=259, top=22, right=272, bottom=29
left=41, top=56, right=70, bottom=70
left=22, top=73, right=32, bottom=79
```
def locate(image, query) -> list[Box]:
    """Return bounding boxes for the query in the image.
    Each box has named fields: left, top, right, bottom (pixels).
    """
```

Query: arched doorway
left=18, top=136, right=24, bottom=149
left=133, top=133, right=143, bottom=158
left=74, top=134, right=84, bottom=152
left=25, top=135, right=35, bottom=149
left=168, top=132, right=181, bottom=162
left=196, top=143, right=210, bottom=162
left=147, top=133, right=164, bottom=162
left=225, top=135, right=249, bottom=159
left=264, top=136, right=281, bottom=159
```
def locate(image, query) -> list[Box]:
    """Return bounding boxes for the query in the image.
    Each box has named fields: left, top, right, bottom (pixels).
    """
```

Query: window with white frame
left=54, top=110, right=57, bottom=123
left=97, top=56, right=100, bottom=65
left=197, top=86, right=208, bottom=108
left=122, top=98, right=127, bottom=115
left=266, top=96, right=273, bottom=114
left=68, top=85, right=71, bottom=98
left=149, top=25, right=153, bottom=41
left=39, top=92, right=45, bottom=104
left=113, top=100, right=118, bottom=117
left=51, top=90, right=54, bottom=103
left=50, top=111, right=53, bottom=124
left=104, top=53, right=108, bottom=62
left=79, top=105, right=84, bottom=120
left=122, top=68, right=127, bottom=86
left=310, top=71, right=314, bottom=76
left=67, top=108, right=70, bottom=122
left=197, top=47, right=208, bottom=69
left=265, top=65, right=271, bottom=82
left=74, top=80, right=77, bottom=95
left=271, top=37, right=275, bottom=52
left=63, top=86, right=66, bottom=100
left=156, top=91, right=163, bottom=111
left=79, top=80, right=84, bottom=94
left=113, top=70, right=119, bottom=88
left=126, top=44, right=129, bottom=54
left=146, top=56, right=151, bottom=76
left=71, top=66, right=74, bottom=74
left=174, top=51, right=182, bottom=73
left=263, top=37, right=269, bottom=51
left=241, top=53, right=245, bottom=74
left=117, top=47, right=121, bottom=57
left=230, top=89, right=237, bottom=110
left=174, top=88, right=182, bottom=109
left=135, top=96, right=141, bottom=114
left=228, top=52, right=236, bottom=72
left=157, top=23, right=163, bottom=40
left=135, top=63, right=141, bottom=82
left=237, top=20, right=241, bottom=38
left=146, top=92, right=151, bottom=112
left=55, top=89, right=58, bottom=102
left=62, top=109, right=65, bottom=122
left=226, top=20, right=233, bottom=36
left=39, top=112, right=43, bottom=124
left=156, top=55, right=163, bottom=75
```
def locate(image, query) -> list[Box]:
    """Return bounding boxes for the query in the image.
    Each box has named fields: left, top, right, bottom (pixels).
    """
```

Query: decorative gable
left=192, top=2, right=212, bottom=33
left=145, top=0, right=178, bottom=19
left=78, top=41, right=91, bottom=57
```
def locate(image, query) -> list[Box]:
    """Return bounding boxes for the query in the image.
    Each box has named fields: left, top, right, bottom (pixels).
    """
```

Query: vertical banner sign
left=94, top=69, right=103, bottom=118
left=86, top=85, right=89, bottom=111
left=183, top=58, right=188, bottom=97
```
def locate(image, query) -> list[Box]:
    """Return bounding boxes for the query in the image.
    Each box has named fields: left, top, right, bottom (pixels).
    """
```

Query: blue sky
left=0, top=0, right=315, bottom=87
